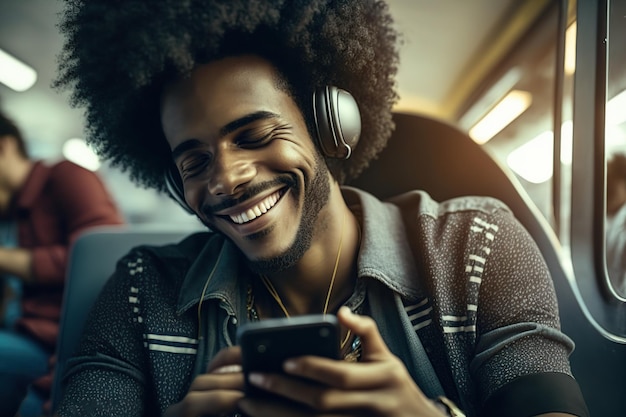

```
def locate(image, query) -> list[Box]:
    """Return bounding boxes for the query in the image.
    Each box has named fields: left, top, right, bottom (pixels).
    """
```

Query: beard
left=245, top=158, right=331, bottom=275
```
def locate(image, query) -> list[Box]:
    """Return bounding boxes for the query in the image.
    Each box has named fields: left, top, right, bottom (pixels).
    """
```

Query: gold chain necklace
left=259, top=211, right=353, bottom=349
left=260, top=210, right=346, bottom=318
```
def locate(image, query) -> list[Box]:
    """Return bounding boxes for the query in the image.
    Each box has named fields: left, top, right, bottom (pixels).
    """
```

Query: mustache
left=201, top=173, right=297, bottom=216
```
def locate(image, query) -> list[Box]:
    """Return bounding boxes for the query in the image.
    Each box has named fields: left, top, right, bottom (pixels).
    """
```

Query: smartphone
left=236, top=314, right=341, bottom=397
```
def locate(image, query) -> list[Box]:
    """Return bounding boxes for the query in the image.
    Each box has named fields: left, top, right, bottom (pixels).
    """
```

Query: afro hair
left=55, top=0, right=399, bottom=191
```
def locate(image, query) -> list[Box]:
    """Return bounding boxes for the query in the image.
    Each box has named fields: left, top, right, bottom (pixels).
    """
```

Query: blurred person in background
left=0, top=107, right=124, bottom=417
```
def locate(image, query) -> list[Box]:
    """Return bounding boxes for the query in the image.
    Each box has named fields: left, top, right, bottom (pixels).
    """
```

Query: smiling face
left=160, top=55, right=332, bottom=273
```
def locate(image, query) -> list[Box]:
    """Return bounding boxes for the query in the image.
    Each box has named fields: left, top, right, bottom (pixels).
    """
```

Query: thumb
left=206, top=346, right=242, bottom=373
left=337, top=306, right=392, bottom=361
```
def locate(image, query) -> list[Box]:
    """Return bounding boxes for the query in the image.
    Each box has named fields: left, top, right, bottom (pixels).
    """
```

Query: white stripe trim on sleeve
left=148, top=344, right=197, bottom=355
left=145, top=334, right=199, bottom=344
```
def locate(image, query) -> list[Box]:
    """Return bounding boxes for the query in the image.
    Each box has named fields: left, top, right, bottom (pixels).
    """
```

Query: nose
left=206, top=148, right=256, bottom=196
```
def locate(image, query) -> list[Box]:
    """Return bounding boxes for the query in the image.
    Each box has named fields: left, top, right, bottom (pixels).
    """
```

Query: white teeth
left=228, top=191, right=281, bottom=224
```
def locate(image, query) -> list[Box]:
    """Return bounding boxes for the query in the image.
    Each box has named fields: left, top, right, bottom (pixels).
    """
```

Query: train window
left=453, top=0, right=568, bottom=230
left=604, top=0, right=626, bottom=299
left=450, top=0, right=626, bottom=336
left=568, top=0, right=626, bottom=338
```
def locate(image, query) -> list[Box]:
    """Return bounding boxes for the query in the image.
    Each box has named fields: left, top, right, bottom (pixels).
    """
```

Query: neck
left=258, top=185, right=360, bottom=317
left=0, top=157, right=32, bottom=215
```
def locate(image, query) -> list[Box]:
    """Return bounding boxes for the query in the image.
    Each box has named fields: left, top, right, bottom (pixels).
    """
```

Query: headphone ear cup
left=164, top=165, right=195, bottom=214
left=313, top=86, right=361, bottom=159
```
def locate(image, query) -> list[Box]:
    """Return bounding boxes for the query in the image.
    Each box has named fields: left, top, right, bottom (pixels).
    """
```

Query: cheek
left=269, top=139, right=320, bottom=173
left=184, top=188, right=198, bottom=207
left=179, top=179, right=205, bottom=213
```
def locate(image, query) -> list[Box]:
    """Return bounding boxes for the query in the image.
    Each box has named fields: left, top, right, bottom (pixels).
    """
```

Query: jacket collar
left=176, top=187, right=425, bottom=314
left=342, top=187, right=425, bottom=299
left=176, top=235, right=250, bottom=317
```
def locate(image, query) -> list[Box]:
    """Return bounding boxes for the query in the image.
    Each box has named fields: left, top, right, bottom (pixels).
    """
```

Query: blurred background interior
left=1, top=0, right=625, bottom=231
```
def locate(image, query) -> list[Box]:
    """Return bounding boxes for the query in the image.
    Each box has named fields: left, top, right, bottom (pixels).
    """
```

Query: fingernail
left=283, top=360, right=297, bottom=372
left=339, top=306, right=353, bottom=315
left=213, top=364, right=242, bottom=374
left=249, top=372, right=266, bottom=387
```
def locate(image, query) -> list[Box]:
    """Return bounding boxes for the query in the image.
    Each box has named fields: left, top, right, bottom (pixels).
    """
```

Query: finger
left=189, top=371, right=245, bottom=391
left=166, top=390, right=245, bottom=417
left=238, top=395, right=348, bottom=417
left=337, top=306, right=391, bottom=360
left=282, top=354, right=399, bottom=389
left=206, top=345, right=242, bottom=373
left=277, top=306, right=399, bottom=388
left=245, top=372, right=395, bottom=414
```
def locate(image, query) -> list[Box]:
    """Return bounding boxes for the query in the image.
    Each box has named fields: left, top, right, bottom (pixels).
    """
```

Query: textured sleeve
left=469, top=207, right=587, bottom=416
left=56, top=250, right=150, bottom=417
left=31, top=161, right=124, bottom=285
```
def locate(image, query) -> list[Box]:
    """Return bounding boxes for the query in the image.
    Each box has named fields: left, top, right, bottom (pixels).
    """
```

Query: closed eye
left=180, top=153, right=212, bottom=179
left=236, top=123, right=290, bottom=148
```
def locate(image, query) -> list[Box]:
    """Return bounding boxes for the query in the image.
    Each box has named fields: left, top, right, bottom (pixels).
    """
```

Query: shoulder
left=388, top=190, right=515, bottom=228
left=116, top=231, right=217, bottom=275
left=91, top=231, right=214, bottom=310
left=388, top=190, right=538, bottom=272
left=48, top=159, right=100, bottom=181
left=43, top=160, right=106, bottom=195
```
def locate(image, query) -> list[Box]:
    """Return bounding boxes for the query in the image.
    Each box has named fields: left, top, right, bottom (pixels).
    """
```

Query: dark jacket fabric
left=57, top=188, right=588, bottom=417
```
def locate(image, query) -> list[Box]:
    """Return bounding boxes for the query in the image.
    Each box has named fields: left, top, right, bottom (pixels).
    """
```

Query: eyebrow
left=171, top=139, right=204, bottom=161
left=170, top=110, right=280, bottom=161
left=219, top=110, right=280, bottom=137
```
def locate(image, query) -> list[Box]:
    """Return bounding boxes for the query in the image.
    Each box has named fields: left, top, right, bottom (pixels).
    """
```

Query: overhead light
left=469, top=90, right=532, bottom=144
left=458, top=67, right=522, bottom=131
left=62, top=138, right=101, bottom=171
left=0, top=48, right=37, bottom=92
left=507, top=121, right=573, bottom=184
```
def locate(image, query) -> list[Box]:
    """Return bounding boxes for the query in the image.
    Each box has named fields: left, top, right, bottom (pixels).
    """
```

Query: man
left=54, top=1, right=589, bottom=416
left=0, top=109, right=124, bottom=416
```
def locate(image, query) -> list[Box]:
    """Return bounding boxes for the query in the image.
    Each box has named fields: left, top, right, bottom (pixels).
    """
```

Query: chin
left=244, top=253, right=299, bottom=275
left=245, top=232, right=311, bottom=275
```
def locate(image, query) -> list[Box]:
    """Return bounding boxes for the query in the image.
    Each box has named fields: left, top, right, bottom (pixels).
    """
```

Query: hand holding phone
left=236, top=314, right=340, bottom=397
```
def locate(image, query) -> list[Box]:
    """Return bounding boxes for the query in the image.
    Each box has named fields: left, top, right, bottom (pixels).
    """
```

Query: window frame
left=569, top=0, right=626, bottom=339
